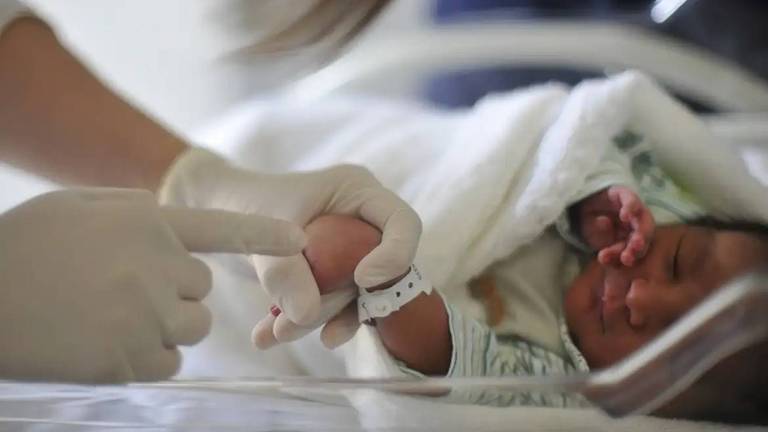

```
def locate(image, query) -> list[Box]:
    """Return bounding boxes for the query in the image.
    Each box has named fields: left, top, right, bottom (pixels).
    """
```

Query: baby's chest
left=469, top=231, right=581, bottom=352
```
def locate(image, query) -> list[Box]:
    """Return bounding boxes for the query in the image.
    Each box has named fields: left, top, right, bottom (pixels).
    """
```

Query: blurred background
left=19, top=0, right=426, bottom=132
left=2, top=0, right=767, bottom=209
left=20, top=0, right=768, bottom=131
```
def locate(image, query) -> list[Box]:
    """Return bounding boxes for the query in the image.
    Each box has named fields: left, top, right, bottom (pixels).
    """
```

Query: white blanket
left=218, top=71, right=767, bottom=308
left=214, top=69, right=767, bottom=333
left=194, top=71, right=768, bottom=430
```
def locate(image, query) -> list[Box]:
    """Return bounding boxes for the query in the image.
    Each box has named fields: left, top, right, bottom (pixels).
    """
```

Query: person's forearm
left=371, top=282, right=452, bottom=376
left=0, top=17, right=186, bottom=191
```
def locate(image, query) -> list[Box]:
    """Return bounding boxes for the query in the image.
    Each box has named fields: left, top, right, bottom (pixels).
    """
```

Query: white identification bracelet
left=357, top=264, right=432, bottom=323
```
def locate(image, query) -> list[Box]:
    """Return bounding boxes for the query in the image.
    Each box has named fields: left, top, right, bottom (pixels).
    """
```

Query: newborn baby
left=261, top=131, right=768, bottom=422
left=300, top=197, right=768, bottom=362
left=296, top=207, right=768, bottom=420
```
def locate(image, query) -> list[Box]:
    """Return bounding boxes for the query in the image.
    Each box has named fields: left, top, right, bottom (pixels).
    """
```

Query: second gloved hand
left=159, top=148, right=422, bottom=346
left=0, top=188, right=304, bottom=383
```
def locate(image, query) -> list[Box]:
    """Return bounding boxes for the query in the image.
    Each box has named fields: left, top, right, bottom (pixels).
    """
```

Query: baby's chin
left=563, top=259, right=605, bottom=359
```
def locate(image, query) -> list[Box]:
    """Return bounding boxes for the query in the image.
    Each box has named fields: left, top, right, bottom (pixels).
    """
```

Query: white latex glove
left=0, top=188, right=305, bottom=383
left=159, top=148, right=421, bottom=348
left=252, top=289, right=362, bottom=350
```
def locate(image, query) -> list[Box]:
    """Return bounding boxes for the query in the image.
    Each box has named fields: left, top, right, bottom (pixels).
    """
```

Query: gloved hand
left=159, top=148, right=422, bottom=348
left=0, top=188, right=305, bottom=383
left=253, top=214, right=402, bottom=351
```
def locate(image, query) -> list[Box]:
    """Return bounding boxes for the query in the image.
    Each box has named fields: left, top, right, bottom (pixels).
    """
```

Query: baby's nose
left=625, top=279, right=651, bottom=327
left=625, top=279, right=685, bottom=329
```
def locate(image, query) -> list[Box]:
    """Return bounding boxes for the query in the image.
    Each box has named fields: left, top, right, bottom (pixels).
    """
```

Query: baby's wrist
left=358, top=268, right=412, bottom=324
left=358, top=264, right=432, bottom=323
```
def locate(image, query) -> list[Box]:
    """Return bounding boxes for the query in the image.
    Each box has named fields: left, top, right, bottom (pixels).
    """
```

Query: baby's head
left=565, top=219, right=768, bottom=423
left=565, top=219, right=768, bottom=369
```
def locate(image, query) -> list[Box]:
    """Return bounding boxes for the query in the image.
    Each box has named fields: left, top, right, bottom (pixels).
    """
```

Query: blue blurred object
left=425, top=67, right=601, bottom=108
left=434, top=0, right=650, bottom=21
left=426, top=0, right=768, bottom=112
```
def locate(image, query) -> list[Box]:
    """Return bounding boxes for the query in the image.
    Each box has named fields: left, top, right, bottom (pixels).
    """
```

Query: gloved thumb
left=251, top=288, right=358, bottom=350
left=354, top=208, right=421, bottom=288
left=161, top=207, right=306, bottom=255
left=320, top=302, right=360, bottom=349
left=272, top=288, right=357, bottom=342
left=252, top=255, right=321, bottom=325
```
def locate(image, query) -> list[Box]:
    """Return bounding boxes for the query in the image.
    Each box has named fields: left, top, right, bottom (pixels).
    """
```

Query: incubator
left=2, top=1, right=768, bottom=430
left=132, top=271, right=768, bottom=416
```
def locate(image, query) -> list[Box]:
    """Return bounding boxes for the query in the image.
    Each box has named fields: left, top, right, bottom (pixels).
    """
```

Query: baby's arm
left=294, top=215, right=585, bottom=407
left=302, top=214, right=452, bottom=375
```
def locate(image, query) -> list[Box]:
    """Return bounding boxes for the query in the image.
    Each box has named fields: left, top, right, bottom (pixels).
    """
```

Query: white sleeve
left=0, top=0, right=31, bottom=34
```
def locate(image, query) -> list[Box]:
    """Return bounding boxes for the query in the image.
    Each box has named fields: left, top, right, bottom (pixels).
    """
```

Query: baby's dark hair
left=655, top=342, right=768, bottom=425
left=656, top=216, right=768, bottom=425
left=687, top=216, right=768, bottom=239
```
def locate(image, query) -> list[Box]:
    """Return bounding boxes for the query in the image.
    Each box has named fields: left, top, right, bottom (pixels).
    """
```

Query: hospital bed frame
left=287, top=21, right=768, bottom=114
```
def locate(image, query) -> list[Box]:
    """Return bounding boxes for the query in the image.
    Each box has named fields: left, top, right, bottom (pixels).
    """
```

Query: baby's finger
left=620, top=248, right=636, bottom=267
left=619, top=205, right=638, bottom=224
left=598, top=241, right=626, bottom=265
left=635, top=206, right=656, bottom=241
left=620, top=199, right=641, bottom=225
left=608, top=187, right=640, bottom=223
left=627, top=232, right=646, bottom=255
left=621, top=231, right=650, bottom=266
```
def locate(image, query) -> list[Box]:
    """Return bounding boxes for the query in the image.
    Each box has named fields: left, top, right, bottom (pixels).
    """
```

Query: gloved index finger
left=161, top=207, right=306, bottom=255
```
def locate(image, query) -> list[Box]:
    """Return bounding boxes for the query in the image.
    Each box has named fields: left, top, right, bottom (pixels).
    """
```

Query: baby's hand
left=577, top=186, right=655, bottom=266
left=253, top=214, right=383, bottom=350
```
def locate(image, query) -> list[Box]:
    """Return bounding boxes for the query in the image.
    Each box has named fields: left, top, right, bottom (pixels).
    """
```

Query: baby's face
left=564, top=224, right=768, bottom=369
